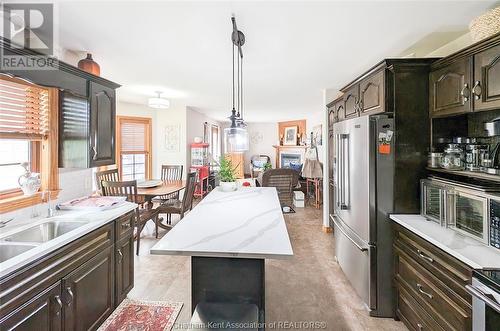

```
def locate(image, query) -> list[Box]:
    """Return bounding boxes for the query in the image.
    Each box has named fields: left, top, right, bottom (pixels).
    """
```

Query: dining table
left=137, top=179, right=186, bottom=229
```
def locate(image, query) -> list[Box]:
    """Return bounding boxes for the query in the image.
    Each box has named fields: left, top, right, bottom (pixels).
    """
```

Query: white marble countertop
left=390, top=214, right=500, bottom=269
left=0, top=202, right=137, bottom=278
left=150, top=187, right=294, bottom=259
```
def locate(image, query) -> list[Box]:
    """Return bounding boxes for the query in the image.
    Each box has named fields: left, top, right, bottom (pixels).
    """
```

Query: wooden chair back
left=101, top=180, right=138, bottom=204
left=181, top=172, right=197, bottom=212
left=161, top=165, right=183, bottom=181
left=262, top=169, right=295, bottom=206
left=95, top=168, right=119, bottom=192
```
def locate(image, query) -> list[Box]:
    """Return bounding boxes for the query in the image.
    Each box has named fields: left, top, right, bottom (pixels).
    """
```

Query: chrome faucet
left=0, top=218, right=14, bottom=228
left=45, top=190, right=55, bottom=217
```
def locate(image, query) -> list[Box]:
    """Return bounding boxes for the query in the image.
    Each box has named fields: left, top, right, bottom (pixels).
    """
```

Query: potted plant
left=263, top=162, right=272, bottom=171
left=218, top=156, right=238, bottom=192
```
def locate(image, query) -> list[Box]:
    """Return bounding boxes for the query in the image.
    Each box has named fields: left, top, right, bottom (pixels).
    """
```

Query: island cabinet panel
left=393, top=224, right=473, bottom=331
left=473, top=44, right=500, bottom=111
left=429, top=57, right=472, bottom=118
left=359, top=69, right=385, bottom=115
left=0, top=281, right=62, bottom=331
left=62, top=246, right=115, bottom=331
left=343, top=85, right=359, bottom=119
left=89, top=81, right=116, bottom=167
left=115, top=235, right=134, bottom=305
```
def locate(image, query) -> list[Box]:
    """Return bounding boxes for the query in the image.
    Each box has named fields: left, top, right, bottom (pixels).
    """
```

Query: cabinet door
left=115, top=236, right=134, bottom=306
left=63, top=246, right=114, bottom=331
left=359, top=70, right=384, bottom=115
left=429, top=58, right=472, bottom=117
left=473, top=44, right=500, bottom=111
left=0, top=282, right=62, bottom=331
left=89, top=81, right=116, bottom=167
left=343, top=85, right=359, bottom=119
left=336, top=101, right=345, bottom=122
left=328, top=106, right=336, bottom=129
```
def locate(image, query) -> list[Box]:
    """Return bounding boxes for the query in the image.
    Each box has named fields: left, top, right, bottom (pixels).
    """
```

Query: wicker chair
left=261, top=169, right=297, bottom=207
left=156, top=172, right=197, bottom=227
left=101, top=180, right=159, bottom=255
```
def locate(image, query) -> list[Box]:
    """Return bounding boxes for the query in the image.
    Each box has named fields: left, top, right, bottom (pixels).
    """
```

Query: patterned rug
left=98, top=299, right=183, bottom=331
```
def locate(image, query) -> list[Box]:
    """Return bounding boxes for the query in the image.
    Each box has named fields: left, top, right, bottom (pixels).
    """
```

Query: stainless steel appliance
left=467, top=270, right=500, bottom=331
left=332, top=114, right=424, bottom=317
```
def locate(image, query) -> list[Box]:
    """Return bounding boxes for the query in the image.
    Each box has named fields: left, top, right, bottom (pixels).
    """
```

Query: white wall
left=243, top=122, right=278, bottom=173
left=426, top=32, right=474, bottom=57
left=186, top=107, right=222, bottom=167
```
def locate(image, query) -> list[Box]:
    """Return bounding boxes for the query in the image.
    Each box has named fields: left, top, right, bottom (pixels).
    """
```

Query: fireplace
left=280, top=153, right=302, bottom=168
left=273, top=145, right=307, bottom=169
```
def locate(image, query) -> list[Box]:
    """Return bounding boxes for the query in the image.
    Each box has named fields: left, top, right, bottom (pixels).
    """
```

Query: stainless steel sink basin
left=1, top=220, right=89, bottom=243
left=0, top=243, right=38, bottom=263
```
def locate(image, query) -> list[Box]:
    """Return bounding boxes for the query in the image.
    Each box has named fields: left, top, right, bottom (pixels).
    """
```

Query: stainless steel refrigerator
left=332, top=114, right=410, bottom=317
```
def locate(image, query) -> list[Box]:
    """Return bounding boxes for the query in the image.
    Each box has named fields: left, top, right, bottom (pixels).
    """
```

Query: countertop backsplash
left=1, top=168, right=94, bottom=227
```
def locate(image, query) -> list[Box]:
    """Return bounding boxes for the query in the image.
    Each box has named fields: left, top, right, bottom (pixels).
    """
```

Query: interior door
left=333, top=116, right=371, bottom=242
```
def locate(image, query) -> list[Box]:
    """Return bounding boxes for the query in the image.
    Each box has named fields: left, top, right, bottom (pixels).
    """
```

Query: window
left=117, top=116, right=152, bottom=181
left=0, top=75, right=59, bottom=212
left=210, top=124, right=220, bottom=161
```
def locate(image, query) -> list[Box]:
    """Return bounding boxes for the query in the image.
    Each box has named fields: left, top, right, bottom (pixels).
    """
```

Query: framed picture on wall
left=283, top=126, right=298, bottom=145
left=313, top=124, right=322, bottom=146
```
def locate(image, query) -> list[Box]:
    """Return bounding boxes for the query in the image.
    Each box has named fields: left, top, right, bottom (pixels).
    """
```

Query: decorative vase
left=18, top=162, right=41, bottom=196
left=220, top=181, right=237, bottom=192
left=78, top=53, right=100, bottom=76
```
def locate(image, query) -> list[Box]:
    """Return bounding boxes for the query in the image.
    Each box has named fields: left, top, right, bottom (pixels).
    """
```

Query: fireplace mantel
left=273, top=145, right=308, bottom=168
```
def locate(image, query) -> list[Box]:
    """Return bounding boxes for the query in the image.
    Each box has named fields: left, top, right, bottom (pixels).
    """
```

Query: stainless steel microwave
left=421, top=178, right=489, bottom=244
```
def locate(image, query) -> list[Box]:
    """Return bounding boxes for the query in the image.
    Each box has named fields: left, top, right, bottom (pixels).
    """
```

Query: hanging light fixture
left=224, top=15, right=249, bottom=153
left=148, top=91, right=170, bottom=109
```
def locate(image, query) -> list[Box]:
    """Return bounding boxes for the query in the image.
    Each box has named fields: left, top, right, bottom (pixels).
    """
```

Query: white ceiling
left=55, top=0, right=499, bottom=122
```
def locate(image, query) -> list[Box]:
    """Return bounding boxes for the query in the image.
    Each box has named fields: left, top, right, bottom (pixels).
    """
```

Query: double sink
left=0, top=219, right=90, bottom=263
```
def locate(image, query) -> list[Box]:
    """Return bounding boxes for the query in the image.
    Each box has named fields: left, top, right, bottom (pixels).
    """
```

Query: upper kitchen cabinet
left=429, top=32, right=500, bottom=118
left=327, top=102, right=337, bottom=129
left=429, top=57, right=472, bottom=117
left=89, top=82, right=116, bottom=167
left=473, top=44, right=500, bottom=111
left=343, top=85, right=359, bottom=119
left=359, top=69, right=385, bottom=115
left=336, top=99, right=346, bottom=122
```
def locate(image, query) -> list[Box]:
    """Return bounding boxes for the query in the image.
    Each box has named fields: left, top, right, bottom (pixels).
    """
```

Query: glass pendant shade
left=224, top=126, right=249, bottom=153
left=148, top=97, right=170, bottom=109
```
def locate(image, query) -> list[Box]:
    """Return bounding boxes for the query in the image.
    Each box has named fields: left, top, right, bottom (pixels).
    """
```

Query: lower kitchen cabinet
left=115, top=235, right=134, bottom=305
left=62, top=246, right=115, bottom=331
left=0, top=282, right=63, bottom=331
left=393, top=223, right=472, bottom=331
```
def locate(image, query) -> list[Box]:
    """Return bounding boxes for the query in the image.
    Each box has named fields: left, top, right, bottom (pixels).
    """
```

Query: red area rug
left=98, top=299, right=183, bottom=331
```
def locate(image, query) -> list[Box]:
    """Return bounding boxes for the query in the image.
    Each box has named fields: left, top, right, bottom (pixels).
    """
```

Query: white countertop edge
left=0, top=202, right=137, bottom=278
left=149, top=248, right=294, bottom=260
left=390, top=214, right=500, bottom=269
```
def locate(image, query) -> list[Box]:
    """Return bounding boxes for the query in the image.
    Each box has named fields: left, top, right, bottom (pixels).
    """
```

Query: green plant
left=264, top=162, right=272, bottom=171
left=219, top=156, right=237, bottom=182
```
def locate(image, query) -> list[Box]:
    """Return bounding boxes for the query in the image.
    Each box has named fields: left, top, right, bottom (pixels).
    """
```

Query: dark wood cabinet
left=89, top=82, right=116, bottom=167
left=0, top=282, right=62, bottom=331
left=115, top=236, right=134, bottom=305
left=393, top=223, right=472, bottom=331
left=429, top=57, right=472, bottom=117
left=359, top=69, right=385, bottom=115
left=343, top=86, right=359, bottom=119
left=336, top=101, right=345, bottom=122
left=473, top=44, right=500, bottom=111
left=62, top=246, right=114, bottom=331
left=327, top=105, right=336, bottom=129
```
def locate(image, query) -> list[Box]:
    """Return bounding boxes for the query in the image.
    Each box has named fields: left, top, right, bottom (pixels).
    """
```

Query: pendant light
left=224, top=15, right=249, bottom=153
left=148, top=91, right=170, bottom=109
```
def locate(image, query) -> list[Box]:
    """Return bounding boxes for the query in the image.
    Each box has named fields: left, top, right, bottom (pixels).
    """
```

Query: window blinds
left=120, top=120, right=147, bottom=153
left=0, top=77, right=49, bottom=139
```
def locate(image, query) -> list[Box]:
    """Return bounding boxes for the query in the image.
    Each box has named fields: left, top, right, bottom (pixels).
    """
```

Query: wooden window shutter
left=0, top=77, right=50, bottom=140
left=120, top=121, right=147, bottom=153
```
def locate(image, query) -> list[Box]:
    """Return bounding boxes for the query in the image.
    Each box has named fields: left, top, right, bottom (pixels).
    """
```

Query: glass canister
left=440, top=144, right=465, bottom=170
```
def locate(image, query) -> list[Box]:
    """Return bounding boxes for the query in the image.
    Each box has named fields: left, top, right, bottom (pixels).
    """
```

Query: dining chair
left=95, top=168, right=119, bottom=193
left=156, top=171, right=197, bottom=227
left=153, top=165, right=184, bottom=203
left=262, top=169, right=294, bottom=207
left=101, top=180, right=159, bottom=255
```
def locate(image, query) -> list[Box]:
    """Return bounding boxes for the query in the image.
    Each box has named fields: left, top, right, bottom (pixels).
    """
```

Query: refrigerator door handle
left=335, top=134, right=341, bottom=208
left=333, top=217, right=367, bottom=252
left=340, top=133, right=350, bottom=210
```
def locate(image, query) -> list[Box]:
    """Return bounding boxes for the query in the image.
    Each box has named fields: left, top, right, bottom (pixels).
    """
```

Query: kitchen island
left=150, top=187, right=294, bottom=326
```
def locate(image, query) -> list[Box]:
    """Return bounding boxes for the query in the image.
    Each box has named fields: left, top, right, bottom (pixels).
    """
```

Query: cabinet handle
left=417, top=323, right=423, bottom=331
left=472, top=80, right=482, bottom=100
left=54, top=295, right=63, bottom=315
left=121, top=222, right=131, bottom=229
left=65, top=287, right=74, bottom=306
left=117, top=248, right=123, bottom=264
left=416, top=283, right=433, bottom=299
left=92, top=145, right=98, bottom=160
left=461, top=83, right=470, bottom=102
left=416, top=249, right=434, bottom=263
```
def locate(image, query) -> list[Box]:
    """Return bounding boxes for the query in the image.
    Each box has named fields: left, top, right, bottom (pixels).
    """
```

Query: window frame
left=116, top=116, right=152, bottom=181
left=0, top=75, right=59, bottom=213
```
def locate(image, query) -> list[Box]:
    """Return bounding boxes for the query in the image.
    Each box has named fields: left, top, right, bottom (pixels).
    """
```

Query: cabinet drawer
left=397, top=283, right=445, bottom=331
left=394, top=224, right=472, bottom=301
left=115, top=211, right=135, bottom=241
left=396, top=252, right=471, bottom=331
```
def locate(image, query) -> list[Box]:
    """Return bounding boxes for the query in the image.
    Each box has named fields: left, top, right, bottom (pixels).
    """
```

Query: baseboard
left=322, top=226, right=333, bottom=233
